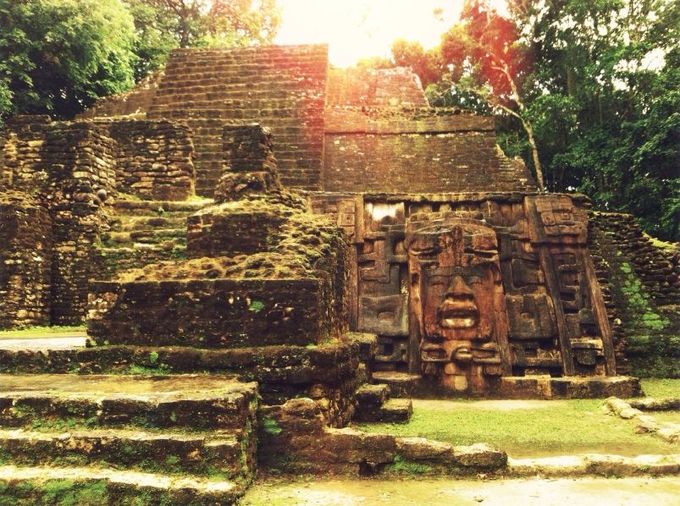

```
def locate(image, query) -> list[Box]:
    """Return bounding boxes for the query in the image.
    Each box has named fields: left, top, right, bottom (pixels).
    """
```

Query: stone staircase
left=0, top=374, right=257, bottom=504
left=147, top=45, right=327, bottom=195
left=97, top=199, right=211, bottom=279
left=371, top=371, right=423, bottom=399
left=495, top=146, right=536, bottom=191
left=353, top=383, right=412, bottom=423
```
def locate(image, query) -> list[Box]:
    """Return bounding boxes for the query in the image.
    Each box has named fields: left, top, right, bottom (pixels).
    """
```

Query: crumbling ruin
left=0, top=44, right=676, bottom=502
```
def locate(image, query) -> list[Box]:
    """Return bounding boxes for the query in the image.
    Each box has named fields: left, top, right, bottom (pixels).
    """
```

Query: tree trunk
left=521, top=117, right=545, bottom=191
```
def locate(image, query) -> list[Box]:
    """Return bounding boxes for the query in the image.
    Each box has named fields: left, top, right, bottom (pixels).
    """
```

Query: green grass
left=0, top=326, right=86, bottom=339
left=356, top=398, right=676, bottom=458
left=652, top=411, right=680, bottom=424
left=185, top=195, right=213, bottom=204
left=640, top=378, right=680, bottom=398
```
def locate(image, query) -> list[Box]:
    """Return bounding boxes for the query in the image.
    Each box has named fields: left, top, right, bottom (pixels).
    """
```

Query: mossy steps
left=0, top=374, right=257, bottom=430
left=353, top=383, right=413, bottom=423
left=0, top=465, right=242, bottom=505
left=97, top=199, right=213, bottom=279
left=0, top=374, right=257, bottom=504
left=0, top=428, right=246, bottom=479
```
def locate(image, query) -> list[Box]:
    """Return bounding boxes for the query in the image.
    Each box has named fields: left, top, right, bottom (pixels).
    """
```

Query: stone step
left=353, top=398, right=413, bottom=424
left=0, top=465, right=243, bottom=505
left=159, top=73, right=323, bottom=84
left=113, top=200, right=212, bottom=213
left=355, top=383, right=390, bottom=408
left=102, top=229, right=186, bottom=246
left=0, top=374, right=258, bottom=431
left=153, top=87, right=319, bottom=103
left=371, top=371, right=423, bottom=398
left=97, top=243, right=185, bottom=260
left=95, top=245, right=187, bottom=281
left=111, top=215, right=190, bottom=231
left=154, top=83, right=323, bottom=97
left=0, top=427, right=251, bottom=480
left=0, top=344, right=360, bottom=405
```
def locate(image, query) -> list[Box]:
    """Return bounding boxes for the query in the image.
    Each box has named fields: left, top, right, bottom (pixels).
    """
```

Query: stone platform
left=0, top=374, right=258, bottom=505
left=372, top=371, right=642, bottom=399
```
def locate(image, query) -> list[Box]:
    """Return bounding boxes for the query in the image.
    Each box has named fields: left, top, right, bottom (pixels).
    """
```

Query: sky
left=274, top=0, right=471, bottom=67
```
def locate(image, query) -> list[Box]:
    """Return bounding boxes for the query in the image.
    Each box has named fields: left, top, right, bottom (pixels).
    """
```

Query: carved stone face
left=408, top=222, right=500, bottom=342
left=407, top=217, right=510, bottom=393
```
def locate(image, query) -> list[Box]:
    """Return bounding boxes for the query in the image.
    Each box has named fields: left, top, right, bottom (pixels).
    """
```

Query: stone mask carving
left=407, top=216, right=510, bottom=393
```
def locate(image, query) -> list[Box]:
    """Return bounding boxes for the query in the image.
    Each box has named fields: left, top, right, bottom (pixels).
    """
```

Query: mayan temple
left=0, top=44, right=678, bottom=503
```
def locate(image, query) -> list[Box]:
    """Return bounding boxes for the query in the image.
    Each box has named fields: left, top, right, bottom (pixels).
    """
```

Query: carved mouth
left=438, top=300, right=479, bottom=329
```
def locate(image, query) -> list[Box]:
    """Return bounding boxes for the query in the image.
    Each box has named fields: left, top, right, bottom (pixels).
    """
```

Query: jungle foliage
left=0, top=0, right=280, bottom=119
left=389, top=0, right=680, bottom=240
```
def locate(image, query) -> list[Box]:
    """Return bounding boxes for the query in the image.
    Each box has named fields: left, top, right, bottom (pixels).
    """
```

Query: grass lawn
left=357, top=382, right=680, bottom=457
left=0, top=326, right=86, bottom=339
left=653, top=411, right=680, bottom=424
left=640, top=378, right=680, bottom=398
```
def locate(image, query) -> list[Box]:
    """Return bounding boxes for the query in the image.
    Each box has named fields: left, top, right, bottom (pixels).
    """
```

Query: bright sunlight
left=275, top=0, right=480, bottom=66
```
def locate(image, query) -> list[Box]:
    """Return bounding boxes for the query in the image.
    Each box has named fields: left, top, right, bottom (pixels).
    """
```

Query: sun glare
left=275, top=0, right=472, bottom=67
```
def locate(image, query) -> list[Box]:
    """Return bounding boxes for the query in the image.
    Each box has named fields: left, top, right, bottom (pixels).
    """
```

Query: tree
left=517, top=0, right=680, bottom=239
left=124, top=0, right=178, bottom=81
left=390, top=39, right=444, bottom=88
left=0, top=0, right=136, bottom=121
left=440, top=0, right=546, bottom=189
left=129, top=0, right=281, bottom=49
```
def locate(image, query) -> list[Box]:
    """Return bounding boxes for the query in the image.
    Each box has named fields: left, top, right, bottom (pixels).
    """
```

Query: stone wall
left=147, top=45, right=328, bottom=195
left=1, top=116, right=196, bottom=202
left=326, top=67, right=428, bottom=108
left=589, top=212, right=680, bottom=377
left=0, top=192, right=52, bottom=328
left=0, top=116, right=119, bottom=325
left=88, top=278, right=335, bottom=347
left=100, top=119, right=195, bottom=200
left=323, top=108, right=535, bottom=193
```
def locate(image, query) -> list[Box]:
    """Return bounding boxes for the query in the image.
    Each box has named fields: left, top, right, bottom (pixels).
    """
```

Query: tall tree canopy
left=520, top=0, right=680, bottom=240
left=0, top=0, right=137, bottom=119
left=386, top=0, right=679, bottom=240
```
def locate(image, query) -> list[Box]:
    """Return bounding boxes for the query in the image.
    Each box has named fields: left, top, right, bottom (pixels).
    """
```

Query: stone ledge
left=0, top=342, right=360, bottom=387
left=606, top=397, right=680, bottom=443
left=508, top=453, right=680, bottom=477
left=368, top=373, right=642, bottom=400
left=258, top=398, right=507, bottom=476
left=88, top=278, right=332, bottom=348
left=0, top=465, right=243, bottom=505
left=0, top=374, right=257, bottom=431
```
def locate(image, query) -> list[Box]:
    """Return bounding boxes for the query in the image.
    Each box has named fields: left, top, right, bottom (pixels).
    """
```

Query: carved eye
left=467, top=276, right=482, bottom=285
left=411, top=246, right=436, bottom=257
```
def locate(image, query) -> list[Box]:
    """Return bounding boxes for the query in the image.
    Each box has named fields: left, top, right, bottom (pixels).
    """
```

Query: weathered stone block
left=452, top=443, right=508, bottom=469
left=0, top=191, right=52, bottom=328
left=187, top=205, right=284, bottom=256
left=88, top=278, right=335, bottom=348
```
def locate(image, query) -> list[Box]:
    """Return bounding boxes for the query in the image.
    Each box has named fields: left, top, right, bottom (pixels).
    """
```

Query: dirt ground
left=240, top=476, right=680, bottom=506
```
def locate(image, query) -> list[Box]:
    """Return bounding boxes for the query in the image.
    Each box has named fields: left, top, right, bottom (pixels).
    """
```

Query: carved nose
left=447, top=275, right=474, bottom=299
